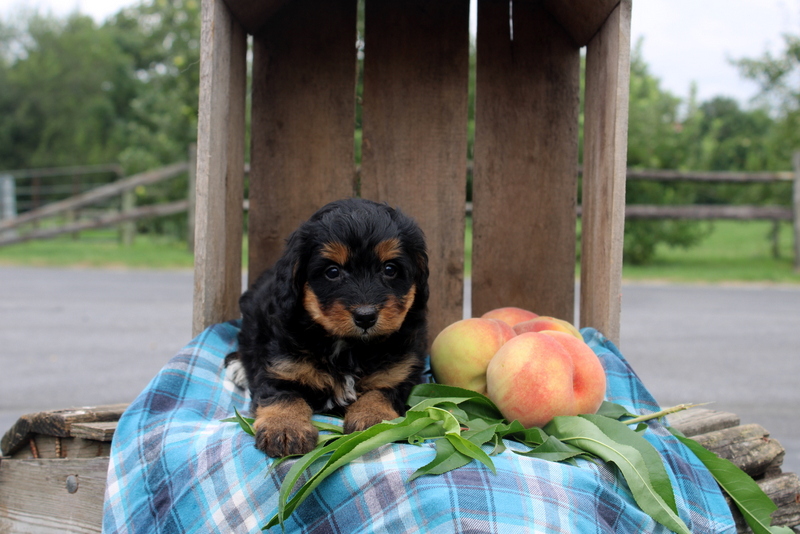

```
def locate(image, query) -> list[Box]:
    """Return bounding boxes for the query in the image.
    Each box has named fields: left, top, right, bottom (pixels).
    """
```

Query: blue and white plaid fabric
left=102, top=322, right=735, bottom=533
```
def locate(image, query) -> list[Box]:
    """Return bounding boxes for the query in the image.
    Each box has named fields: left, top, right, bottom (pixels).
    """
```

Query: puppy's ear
left=413, top=246, right=430, bottom=307
left=272, top=226, right=312, bottom=315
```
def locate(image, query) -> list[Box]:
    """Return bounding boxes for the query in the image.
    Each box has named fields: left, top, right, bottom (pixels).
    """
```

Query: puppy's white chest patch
left=324, top=374, right=358, bottom=411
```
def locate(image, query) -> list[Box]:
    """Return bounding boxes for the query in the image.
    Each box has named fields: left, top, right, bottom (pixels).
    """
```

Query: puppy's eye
left=383, top=262, right=398, bottom=279
left=324, top=266, right=341, bottom=280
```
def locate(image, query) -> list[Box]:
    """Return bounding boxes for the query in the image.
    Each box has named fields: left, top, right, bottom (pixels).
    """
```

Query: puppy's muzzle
left=352, top=305, right=378, bottom=330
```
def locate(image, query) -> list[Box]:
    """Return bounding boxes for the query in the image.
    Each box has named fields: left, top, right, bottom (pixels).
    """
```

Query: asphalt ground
left=1, top=266, right=798, bottom=475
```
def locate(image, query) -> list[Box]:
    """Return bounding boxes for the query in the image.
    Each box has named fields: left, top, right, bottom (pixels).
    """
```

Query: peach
left=430, top=318, right=516, bottom=395
left=512, top=316, right=583, bottom=340
left=480, top=306, right=538, bottom=327
left=539, top=330, right=606, bottom=416
left=485, top=331, right=606, bottom=428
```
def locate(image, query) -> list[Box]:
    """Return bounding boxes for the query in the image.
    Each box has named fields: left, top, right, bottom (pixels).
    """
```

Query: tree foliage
left=0, top=5, right=794, bottom=261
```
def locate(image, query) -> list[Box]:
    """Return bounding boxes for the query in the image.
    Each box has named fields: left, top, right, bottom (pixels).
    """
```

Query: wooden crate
left=192, top=0, right=632, bottom=343
left=0, top=405, right=126, bottom=534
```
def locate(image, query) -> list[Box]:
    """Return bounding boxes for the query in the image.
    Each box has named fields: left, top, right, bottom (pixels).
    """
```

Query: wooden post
left=247, top=0, right=357, bottom=285
left=360, top=0, right=470, bottom=338
left=579, top=0, right=632, bottom=345
left=120, top=188, right=135, bottom=246
left=472, top=0, right=580, bottom=323
left=793, top=152, right=800, bottom=272
left=192, top=0, right=247, bottom=336
left=0, top=174, right=16, bottom=241
left=187, top=143, right=197, bottom=253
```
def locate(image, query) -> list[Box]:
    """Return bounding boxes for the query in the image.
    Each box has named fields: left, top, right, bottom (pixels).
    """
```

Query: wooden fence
left=1, top=155, right=799, bottom=270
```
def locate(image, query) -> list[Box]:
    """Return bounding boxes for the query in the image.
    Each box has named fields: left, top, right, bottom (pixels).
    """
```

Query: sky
left=0, top=0, right=797, bottom=107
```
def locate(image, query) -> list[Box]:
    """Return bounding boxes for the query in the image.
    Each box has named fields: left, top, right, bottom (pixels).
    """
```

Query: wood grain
left=0, top=457, right=109, bottom=533
left=193, top=0, right=247, bottom=335
left=578, top=0, right=631, bottom=345
left=542, top=0, right=621, bottom=47
left=360, top=0, right=470, bottom=338
left=471, top=0, right=580, bottom=322
left=248, top=0, right=357, bottom=285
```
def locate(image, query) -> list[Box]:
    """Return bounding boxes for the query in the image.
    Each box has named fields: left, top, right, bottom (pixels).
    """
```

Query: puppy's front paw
left=253, top=400, right=317, bottom=457
left=343, top=390, right=400, bottom=434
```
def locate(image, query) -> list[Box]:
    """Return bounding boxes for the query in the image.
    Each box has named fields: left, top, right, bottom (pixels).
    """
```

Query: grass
left=621, top=220, right=800, bottom=284
left=1, top=220, right=798, bottom=285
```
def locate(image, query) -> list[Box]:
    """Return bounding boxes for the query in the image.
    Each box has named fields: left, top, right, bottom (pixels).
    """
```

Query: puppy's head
left=278, top=198, right=428, bottom=339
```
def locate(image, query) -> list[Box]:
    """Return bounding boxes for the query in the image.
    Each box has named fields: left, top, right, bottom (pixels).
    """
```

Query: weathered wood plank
left=578, top=0, right=631, bottom=345
left=471, top=0, right=580, bottom=322
left=70, top=422, right=116, bottom=443
left=668, top=408, right=740, bottom=438
left=0, top=457, right=109, bottom=534
left=691, top=423, right=785, bottom=478
left=220, top=0, right=291, bottom=35
left=359, top=0, right=470, bottom=338
left=542, top=0, right=621, bottom=47
left=193, top=0, right=247, bottom=336
left=727, top=472, right=800, bottom=533
left=1, top=405, right=127, bottom=458
left=248, top=0, right=357, bottom=285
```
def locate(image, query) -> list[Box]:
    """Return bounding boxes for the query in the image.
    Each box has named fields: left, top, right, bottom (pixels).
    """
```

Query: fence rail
left=1, top=156, right=799, bottom=270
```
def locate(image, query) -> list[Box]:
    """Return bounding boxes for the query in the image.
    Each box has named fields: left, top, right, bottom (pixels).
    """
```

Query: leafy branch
left=224, top=385, right=787, bottom=533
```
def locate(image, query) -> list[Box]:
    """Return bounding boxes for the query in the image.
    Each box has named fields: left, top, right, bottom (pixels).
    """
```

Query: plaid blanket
left=102, top=321, right=735, bottom=533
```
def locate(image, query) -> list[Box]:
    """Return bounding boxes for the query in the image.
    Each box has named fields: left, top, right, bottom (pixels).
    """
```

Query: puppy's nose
left=353, top=306, right=378, bottom=330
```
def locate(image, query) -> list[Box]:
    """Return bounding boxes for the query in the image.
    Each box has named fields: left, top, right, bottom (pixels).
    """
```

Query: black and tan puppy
left=229, top=198, right=429, bottom=458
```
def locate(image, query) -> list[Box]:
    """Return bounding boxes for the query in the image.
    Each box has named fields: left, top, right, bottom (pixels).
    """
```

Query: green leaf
left=264, top=412, right=438, bottom=530
left=670, top=429, right=794, bottom=534
left=312, top=420, right=344, bottom=434
left=409, top=438, right=473, bottom=481
left=222, top=406, right=255, bottom=436
left=513, top=435, right=587, bottom=463
left=581, top=414, right=678, bottom=514
left=445, top=433, right=496, bottom=475
left=545, top=416, right=691, bottom=534
left=407, top=384, right=504, bottom=421
left=595, top=401, right=637, bottom=420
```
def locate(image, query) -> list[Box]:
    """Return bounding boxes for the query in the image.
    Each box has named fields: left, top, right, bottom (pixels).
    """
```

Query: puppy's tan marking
left=374, top=238, right=402, bottom=263
left=304, top=284, right=358, bottom=337
left=357, top=355, right=419, bottom=392
left=373, top=284, right=416, bottom=336
left=320, top=241, right=349, bottom=266
left=269, top=359, right=336, bottom=392
left=254, top=398, right=317, bottom=457
left=343, top=390, right=400, bottom=434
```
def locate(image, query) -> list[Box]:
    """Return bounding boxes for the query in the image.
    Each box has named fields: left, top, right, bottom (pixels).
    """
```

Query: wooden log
left=360, top=0, right=469, bottom=338
left=579, top=0, right=632, bottom=345
left=668, top=408, right=741, bottom=437
left=192, top=0, right=247, bottom=336
left=0, top=457, right=109, bottom=534
left=0, top=200, right=189, bottom=247
left=625, top=168, right=794, bottom=183
left=1, top=404, right=127, bottom=458
left=690, top=423, right=785, bottom=478
left=471, top=0, right=580, bottom=323
left=0, top=162, right=188, bottom=232
left=726, top=472, right=800, bottom=533
left=624, top=204, right=793, bottom=221
left=247, top=0, right=357, bottom=286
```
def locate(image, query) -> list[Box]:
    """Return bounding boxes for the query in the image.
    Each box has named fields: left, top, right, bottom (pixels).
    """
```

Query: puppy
left=229, top=198, right=429, bottom=457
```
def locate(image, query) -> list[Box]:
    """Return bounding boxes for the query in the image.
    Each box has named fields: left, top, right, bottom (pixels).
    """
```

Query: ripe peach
left=512, top=316, right=583, bottom=340
left=480, top=306, right=538, bottom=327
left=430, top=318, right=516, bottom=395
left=485, top=331, right=606, bottom=428
left=539, top=330, right=606, bottom=416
